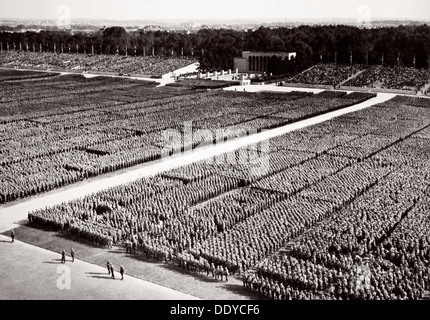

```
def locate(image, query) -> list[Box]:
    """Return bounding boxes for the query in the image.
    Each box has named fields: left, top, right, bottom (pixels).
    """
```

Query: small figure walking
left=107, top=261, right=111, bottom=275
left=120, top=265, right=125, bottom=280
left=10, top=230, right=15, bottom=243
left=61, top=250, right=66, bottom=264
left=110, top=264, right=115, bottom=279
left=71, top=248, right=75, bottom=262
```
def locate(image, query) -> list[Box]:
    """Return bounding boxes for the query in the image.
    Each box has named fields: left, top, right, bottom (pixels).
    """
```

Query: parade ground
left=0, top=87, right=396, bottom=300
left=0, top=233, right=199, bottom=300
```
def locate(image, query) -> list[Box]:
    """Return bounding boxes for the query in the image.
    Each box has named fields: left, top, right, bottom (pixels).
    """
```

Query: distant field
left=287, top=63, right=430, bottom=92
left=0, top=51, right=197, bottom=77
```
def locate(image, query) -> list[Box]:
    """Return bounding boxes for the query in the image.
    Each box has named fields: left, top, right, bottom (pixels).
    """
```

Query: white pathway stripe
left=0, top=92, right=395, bottom=233
left=0, top=235, right=199, bottom=300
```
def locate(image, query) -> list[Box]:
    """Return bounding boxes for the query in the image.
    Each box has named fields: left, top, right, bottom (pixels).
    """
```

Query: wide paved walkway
left=0, top=235, right=199, bottom=300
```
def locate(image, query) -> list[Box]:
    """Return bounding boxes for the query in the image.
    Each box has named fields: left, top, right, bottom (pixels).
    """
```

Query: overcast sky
left=1, top=0, right=429, bottom=21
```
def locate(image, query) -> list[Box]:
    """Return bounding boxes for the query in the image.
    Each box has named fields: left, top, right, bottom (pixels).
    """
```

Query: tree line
left=1, top=25, right=430, bottom=73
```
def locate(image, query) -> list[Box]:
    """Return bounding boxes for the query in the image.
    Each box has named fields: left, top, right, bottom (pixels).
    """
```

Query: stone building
left=234, top=51, right=296, bottom=73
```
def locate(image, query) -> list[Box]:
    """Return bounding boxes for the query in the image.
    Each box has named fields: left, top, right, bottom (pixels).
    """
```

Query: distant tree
left=2, top=24, right=430, bottom=70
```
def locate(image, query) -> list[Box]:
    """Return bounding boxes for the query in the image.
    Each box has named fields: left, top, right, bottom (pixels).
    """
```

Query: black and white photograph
left=0, top=0, right=430, bottom=309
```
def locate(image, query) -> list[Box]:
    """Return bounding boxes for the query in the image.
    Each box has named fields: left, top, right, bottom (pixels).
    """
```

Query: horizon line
left=1, top=17, right=429, bottom=24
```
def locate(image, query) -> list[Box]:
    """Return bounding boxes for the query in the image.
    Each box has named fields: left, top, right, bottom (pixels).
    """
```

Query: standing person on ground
left=107, top=261, right=111, bottom=275
left=10, top=230, right=15, bottom=243
left=120, top=265, right=125, bottom=280
left=71, top=248, right=75, bottom=262
left=61, top=250, right=66, bottom=264
left=110, top=263, right=115, bottom=279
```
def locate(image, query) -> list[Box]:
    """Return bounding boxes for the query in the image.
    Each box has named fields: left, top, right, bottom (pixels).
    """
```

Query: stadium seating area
left=0, top=73, right=375, bottom=204
left=344, top=65, right=430, bottom=91
left=287, top=63, right=366, bottom=87
left=0, top=51, right=197, bottom=77
left=287, top=63, right=430, bottom=92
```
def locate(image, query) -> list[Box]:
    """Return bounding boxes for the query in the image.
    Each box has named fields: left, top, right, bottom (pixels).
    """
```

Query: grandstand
left=0, top=51, right=199, bottom=78
left=287, top=63, right=366, bottom=88
left=343, top=65, right=430, bottom=93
